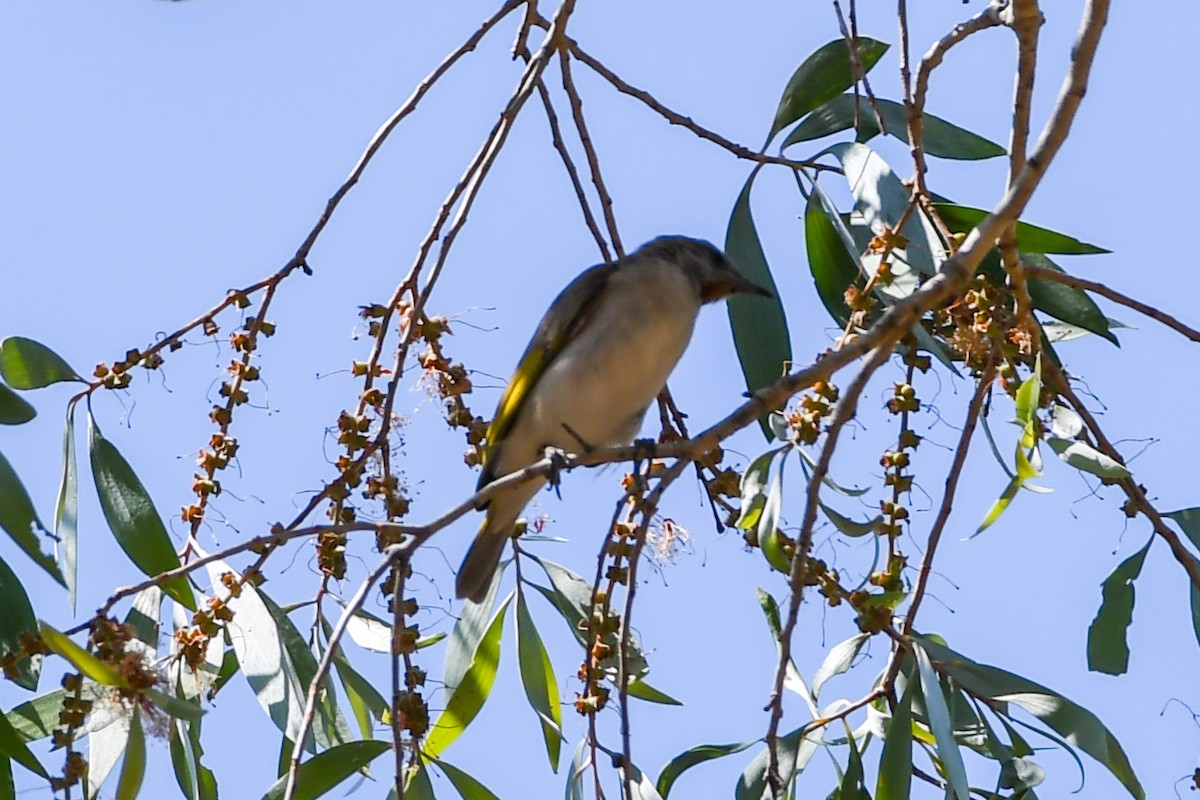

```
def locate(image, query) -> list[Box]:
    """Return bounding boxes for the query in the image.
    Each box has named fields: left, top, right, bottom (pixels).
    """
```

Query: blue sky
left=2, top=1, right=1199, bottom=798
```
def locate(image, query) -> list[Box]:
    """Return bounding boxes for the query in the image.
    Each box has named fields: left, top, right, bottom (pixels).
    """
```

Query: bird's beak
left=725, top=270, right=774, bottom=299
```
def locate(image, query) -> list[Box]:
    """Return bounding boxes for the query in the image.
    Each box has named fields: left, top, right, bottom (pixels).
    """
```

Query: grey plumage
left=455, top=236, right=771, bottom=602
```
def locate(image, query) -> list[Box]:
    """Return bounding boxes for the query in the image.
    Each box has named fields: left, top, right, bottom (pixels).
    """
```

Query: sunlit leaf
left=515, top=587, right=563, bottom=770
left=1047, top=437, right=1131, bottom=480
left=0, top=385, right=34, bottom=425
left=975, top=474, right=1022, bottom=535
left=39, top=622, right=129, bottom=687
left=425, top=592, right=513, bottom=758
left=913, top=642, right=969, bottom=800
left=0, top=451, right=63, bottom=585
left=734, top=725, right=811, bottom=800
left=0, top=555, right=39, bottom=690
left=432, top=757, right=502, bottom=800
left=0, top=337, right=82, bottom=389
left=726, top=172, right=791, bottom=439
left=620, top=761, right=666, bottom=800
left=331, top=647, right=386, bottom=738
left=818, top=501, right=880, bottom=538
left=0, top=706, right=47, bottom=779
left=145, top=689, right=204, bottom=723
left=785, top=95, right=1004, bottom=160
left=803, top=191, right=858, bottom=326
left=1164, top=508, right=1200, bottom=553
left=626, top=680, right=681, bottom=706
left=769, top=38, right=889, bottom=141
left=87, top=698, right=130, bottom=796
left=657, top=740, right=757, bottom=798
left=876, top=672, right=913, bottom=800
left=566, top=738, right=588, bottom=800
left=261, top=740, right=390, bottom=800
left=114, top=707, right=146, bottom=800
left=89, top=415, right=194, bottom=609
left=812, top=633, right=869, bottom=700
left=835, top=719, right=868, bottom=799
left=169, top=717, right=218, bottom=800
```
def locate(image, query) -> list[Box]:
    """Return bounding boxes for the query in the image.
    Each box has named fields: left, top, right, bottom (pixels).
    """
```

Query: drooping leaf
left=769, top=38, right=889, bottom=141
left=726, top=172, right=791, bottom=439
left=445, top=566, right=504, bottom=690
left=625, top=680, right=682, bottom=706
left=620, top=761, right=666, bottom=800
left=922, top=637, right=1144, bottom=799
left=1164, top=508, right=1200, bottom=553
left=403, top=759, right=436, bottom=800
left=932, top=203, right=1109, bottom=255
left=818, top=501, right=881, bottom=538
left=89, top=415, right=194, bottom=609
left=169, top=717, right=218, bottom=800
left=114, top=706, right=146, bottom=800
left=913, top=642, right=969, bottom=800
left=757, top=451, right=790, bottom=574
left=202, top=558, right=307, bottom=748
left=55, top=400, right=79, bottom=608
left=876, top=672, right=913, bottom=800
left=0, top=706, right=47, bottom=779
left=425, top=592, right=513, bottom=758
left=515, top=587, right=563, bottom=770
left=0, top=451, right=63, bottom=585
left=145, top=688, right=204, bottom=723
left=0, top=385, right=34, bottom=425
left=87, top=696, right=130, bottom=795
left=1047, top=437, right=1131, bottom=480
left=433, top=757, right=502, bottom=800
left=261, top=740, right=390, bottom=800
left=734, top=725, right=813, bottom=800
left=835, top=719, right=869, bottom=799
left=0, top=337, right=82, bottom=389
left=1024, top=255, right=1119, bottom=345
left=0, top=555, right=40, bottom=690
left=734, top=448, right=778, bottom=531
left=786, top=95, right=1004, bottom=160
left=1189, top=556, right=1200, bottom=656
left=566, top=738, right=588, bottom=800
left=803, top=191, right=859, bottom=326
left=39, top=623, right=129, bottom=687
left=657, top=740, right=757, bottom=799
left=331, top=648, right=387, bottom=738
left=811, top=633, right=869, bottom=700
left=976, top=474, right=1023, bottom=535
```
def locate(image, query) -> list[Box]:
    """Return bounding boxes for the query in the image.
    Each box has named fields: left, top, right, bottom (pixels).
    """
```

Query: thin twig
left=833, top=0, right=886, bottom=134
left=1021, top=265, right=1200, bottom=343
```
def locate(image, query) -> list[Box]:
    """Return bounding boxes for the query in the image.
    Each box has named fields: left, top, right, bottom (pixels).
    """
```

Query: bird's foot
left=542, top=446, right=569, bottom=499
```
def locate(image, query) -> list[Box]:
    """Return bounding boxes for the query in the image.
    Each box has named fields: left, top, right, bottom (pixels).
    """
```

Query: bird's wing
left=480, top=261, right=618, bottom=486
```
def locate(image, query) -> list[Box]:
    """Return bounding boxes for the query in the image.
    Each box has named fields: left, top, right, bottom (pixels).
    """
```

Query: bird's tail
left=455, top=486, right=531, bottom=603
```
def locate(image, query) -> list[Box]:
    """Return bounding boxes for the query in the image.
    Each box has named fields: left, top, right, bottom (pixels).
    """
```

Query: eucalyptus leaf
left=433, top=757, right=502, bottom=800
left=876, top=672, right=913, bottom=800
left=932, top=203, right=1108, bottom=255
left=114, top=707, right=146, bottom=800
left=1164, top=508, right=1200, bottom=553
left=55, top=400, right=79, bottom=608
left=0, top=555, right=40, bottom=690
left=0, top=385, right=34, bottom=425
left=657, top=740, right=757, bottom=798
left=0, top=337, right=82, bottom=389
left=804, top=191, right=858, bottom=326
left=1047, top=437, right=1131, bottom=480
left=0, top=451, right=64, bottom=585
left=260, top=740, right=390, bottom=800
left=769, top=38, right=889, bottom=141
left=913, top=642, right=970, bottom=800
left=515, top=587, right=563, bottom=770
left=0, top=707, right=47, bottom=779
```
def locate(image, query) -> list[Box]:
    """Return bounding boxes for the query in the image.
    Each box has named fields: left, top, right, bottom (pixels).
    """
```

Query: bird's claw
left=542, top=446, right=569, bottom=499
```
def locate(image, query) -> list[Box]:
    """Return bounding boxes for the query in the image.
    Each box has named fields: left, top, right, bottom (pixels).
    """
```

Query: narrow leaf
left=1164, top=508, right=1200, bottom=553
left=785, top=95, right=1005, bottom=160
left=0, top=451, right=64, bottom=584
left=89, top=416, right=194, bottom=609
left=433, top=757, right=502, bottom=800
left=0, top=385, right=34, bottom=425
left=0, top=555, right=40, bottom=690
left=145, top=689, right=204, bottom=723
left=39, top=622, right=129, bottom=687
left=876, top=673, right=913, bottom=800
left=425, top=592, right=513, bottom=758
left=114, top=707, right=146, bottom=800
left=812, top=633, right=869, bottom=700
left=804, top=191, right=859, bottom=326
left=1048, top=437, right=1131, bottom=480
left=932, top=203, right=1109, bottom=255
left=657, top=740, right=757, bottom=798
left=769, top=38, right=889, bottom=140
left=975, top=473, right=1023, bottom=535
left=625, top=680, right=681, bottom=706
left=0, top=707, right=47, bottom=778
left=1024, top=254, right=1119, bottom=345
left=734, top=726, right=808, bottom=800
left=913, top=642, right=969, bottom=800
left=55, top=400, right=79, bottom=608
left=726, top=172, right=791, bottom=439
left=515, top=587, right=563, bottom=770
left=261, top=740, right=390, bottom=800
left=0, top=337, right=82, bottom=389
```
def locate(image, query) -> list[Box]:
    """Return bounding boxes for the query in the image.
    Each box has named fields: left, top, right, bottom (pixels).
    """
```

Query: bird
left=455, top=235, right=773, bottom=602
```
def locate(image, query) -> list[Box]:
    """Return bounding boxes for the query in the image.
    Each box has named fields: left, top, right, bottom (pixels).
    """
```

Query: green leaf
left=0, top=555, right=40, bottom=690
left=976, top=473, right=1023, bottom=535
left=804, top=191, right=858, bottom=326
left=0, top=450, right=64, bottom=585
left=0, top=757, right=11, bottom=800
left=734, top=725, right=811, bottom=800
left=620, top=762, right=666, bottom=800
left=515, top=587, right=563, bottom=771
left=0, top=385, right=34, bottom=425
left=626, top=680, right=682, bottom=706
left=0, top=337, right=82, bottom=389
left=331, top=648, right=387, bottom=738
left=817, top=501, right=880, bottom=538
left=261, top=740, right=390, bottom=800
left=169, top=718, right=218, bottom=800
left=1164, top=508, right=1200, bottom=553
left=56, top=400, right=79, bottom=609
left=786, top=95, right=1004, bottom=160
left=445, top=567, right=505, bottom=690
left=726, top=172, right=791, bottom=439
left=1024, top=255, right=1119, bottom=345
left=657, top=740, right=757, bottom=798
left=1014, top=355, right=1042, bottom=426
left=566, top=738, right=588, bottom=800
left=913, top=642, right=969, bottom=800
left=931, top=203, right=1109, bottom=255
left=432, top=757, right=502, bottom=800
left=811, top=633, right=868, bottom=700
left=425, top=592, right=513, bottom=758
left=145, top=689, right=204, bottom=723
left=835, top=720, right=868, bottom=799
left=39, top=622, right=129, bottom=687
left=1047, top=437, right=1131, bottom=480
left=0, top=705, right=47, bottom=779
left=876, top=672, right=913, bottom=800
left=89, top=415, right=194, bottom=609
left=757, top=451, right=790, bottom=574
left=769, top=38, right=889, bottom=141
left=1189, top=555, right=1200, bottom=657
left=922, top=637, right=1144, bottom=800
left=114, top=707, right=146, bottom=800
left=403, top=759, right=437, bottom=800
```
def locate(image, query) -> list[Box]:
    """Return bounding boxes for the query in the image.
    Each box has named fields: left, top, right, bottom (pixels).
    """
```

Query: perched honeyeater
left=455, top=235, right=772, bottom=602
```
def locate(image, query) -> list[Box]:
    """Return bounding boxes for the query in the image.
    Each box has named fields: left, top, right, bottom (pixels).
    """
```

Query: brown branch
left=1021, top=265, right=1200, bottom=343
left=833, top=0, right=886, bottom=135
left=903, top=358, right=996, bottom=635
left=566, top=41, right=839, bottom=174
left=559, top=48, right=624, bottom=257
left=1045, top=362, right=1200, bottom=593
left=765, top=344, right=893, bottom=797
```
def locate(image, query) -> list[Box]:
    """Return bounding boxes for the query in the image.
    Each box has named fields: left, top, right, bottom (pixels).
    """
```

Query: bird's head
left=639, top=235, right=774, bottom=304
